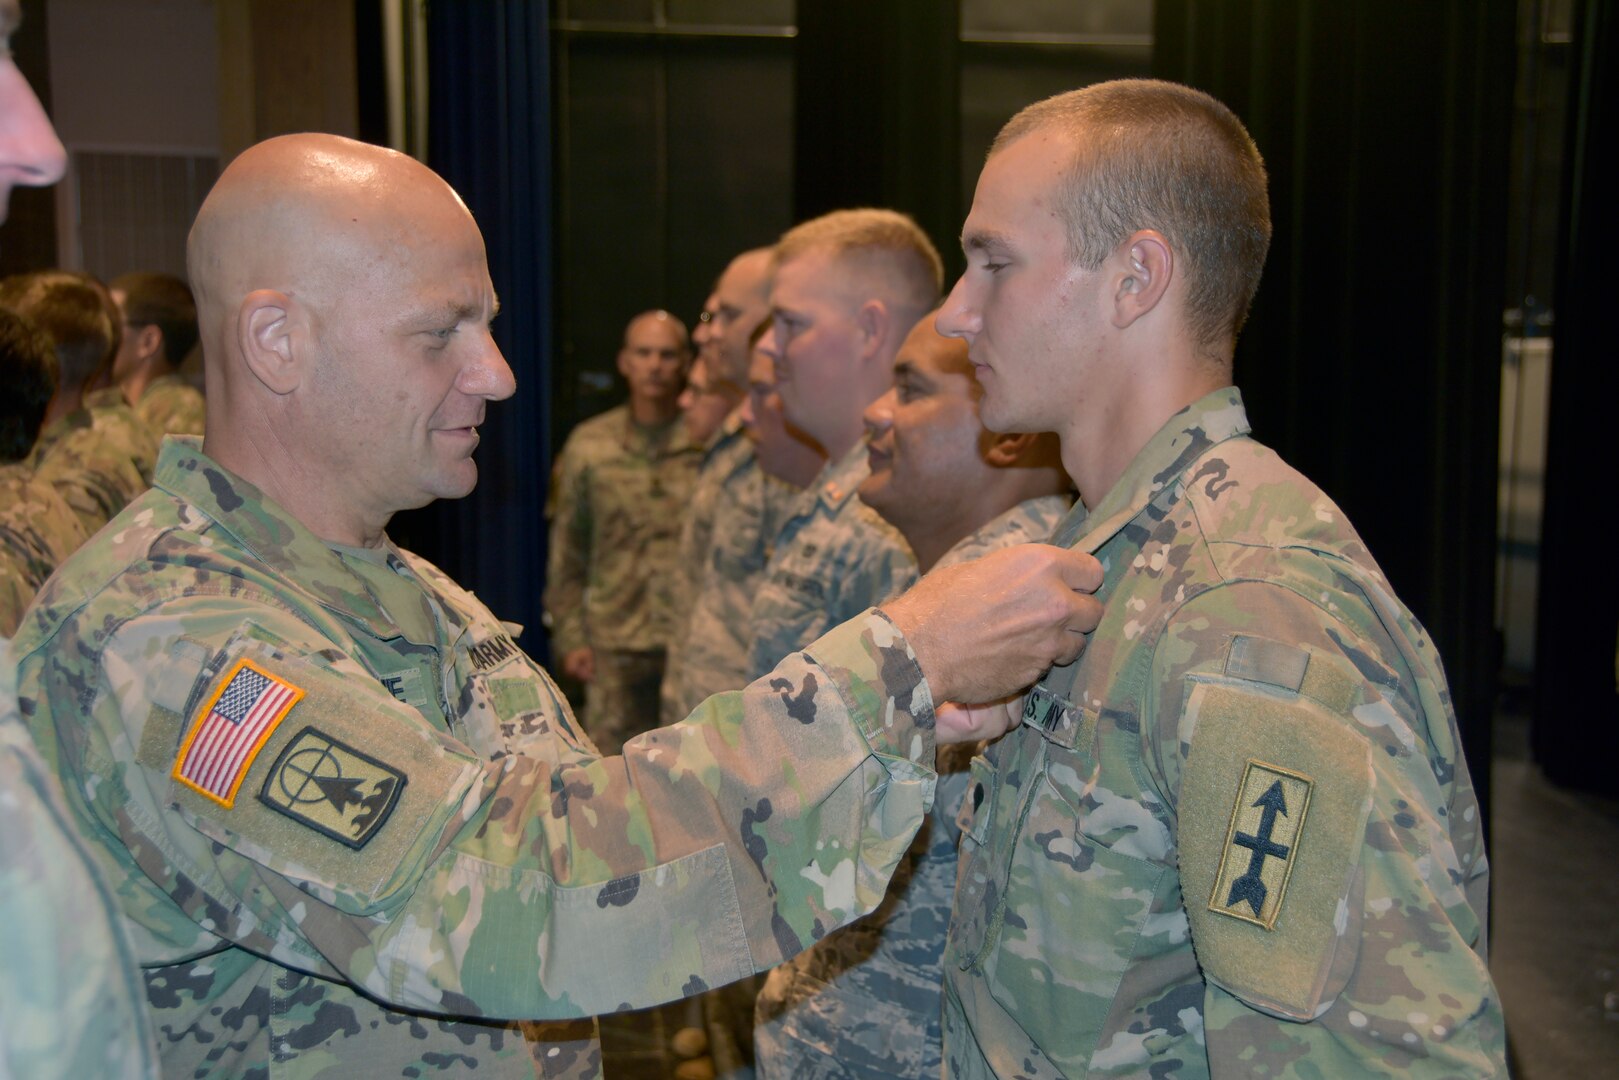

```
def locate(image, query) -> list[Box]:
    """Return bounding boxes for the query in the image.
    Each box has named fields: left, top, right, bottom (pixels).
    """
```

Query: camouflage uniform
left=136, top=372, right=207, bottom=436
left=14, top=437, right=940, bottom=1080
left=943, top=389, right=1506, bottom=1078
left=749, top=443, right=917, bottom=679
left=756, top=494, right=1070, bottom=1080
left=545, top=405, right=702, bottom=752
left=0, top=462, right=89, bottom=635
left=28, top=390, right=158, bottom=537
left=662, top=421, right=799, bottom=725
left=0, top=640, right=160, bottom=1080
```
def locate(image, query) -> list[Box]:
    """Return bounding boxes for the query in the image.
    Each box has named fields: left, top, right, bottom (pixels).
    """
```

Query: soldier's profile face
left=745, top=336, right=823, bottom=485
left=769, top=245, right=864, bottom=447
left=938, top=129, right=1107, bottom=436
left=0, top=0, right=68, bottom=223
left=302, top=189, right=513, bottom=516
left=860, top=317, right=985, bottom=532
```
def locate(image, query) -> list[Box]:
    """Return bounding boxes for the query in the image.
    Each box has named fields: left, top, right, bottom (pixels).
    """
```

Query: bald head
left=185, top=133, right=512, bottom=548
left=188, top=134, right=480, bottom=364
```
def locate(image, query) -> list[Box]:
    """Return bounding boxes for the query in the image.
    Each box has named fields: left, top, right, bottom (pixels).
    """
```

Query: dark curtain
left=1533, top=0, right=1619, bottom=795
left=392, top=3, right=555, bottom=662
left=1155, top=1, right=1517, bottom=827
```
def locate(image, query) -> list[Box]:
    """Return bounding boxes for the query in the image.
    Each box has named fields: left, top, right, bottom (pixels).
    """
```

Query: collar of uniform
left=83, top=386, right=128, bottom=411
left=619, top=407, right=694, bottom=459
left=152, top=438, right=407, bottom=640
left=26, top=407, right=91, bottom=466
left=702, top=411, right=748, bottom=465
left=1059, top=386, right=1251, bottom=556
left=815, top=440, right=871, bottom=511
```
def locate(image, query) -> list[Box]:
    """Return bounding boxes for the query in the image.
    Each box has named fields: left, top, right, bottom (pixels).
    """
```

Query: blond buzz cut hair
left=992, top=79, right=1272, bottom=358
left=774, top=208, right=944, bottom=325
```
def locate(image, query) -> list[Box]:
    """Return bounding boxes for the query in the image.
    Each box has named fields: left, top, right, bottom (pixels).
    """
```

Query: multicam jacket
left=943, top=389, right=1506, bottom=1078
left=755, top=494, right=1071, bottom=1080
left=13, top=438, right=941, bottom=1080
left=545, top=405, right=703, bottom=656
left=136, top=372, right=207, bottom=437
left=0, top=641, right=159, bottom=1080
left=748, top=443, right=917, bottom=679
left=0, top=462, right=88, bottom=635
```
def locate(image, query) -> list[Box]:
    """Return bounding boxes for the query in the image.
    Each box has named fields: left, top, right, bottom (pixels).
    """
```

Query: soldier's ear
left=1110, top=231, right=1173, bottom=330
left=133, top=323, right=164, bottom=363
left=856, top=299, right=892, bottom=364
left=984, top=431, right=1037, bottom=467
left=238, top=290, right=303, bottom=395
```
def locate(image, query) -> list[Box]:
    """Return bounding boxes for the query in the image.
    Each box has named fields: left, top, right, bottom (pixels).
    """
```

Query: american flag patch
left=173, top=659, right=305, bottom=807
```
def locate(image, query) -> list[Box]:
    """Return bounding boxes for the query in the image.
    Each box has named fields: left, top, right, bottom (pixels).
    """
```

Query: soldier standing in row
left=755, top=313, right=1071, bottom=1078
left=110, top=271, right=206, bottom=437
left=545, top=309, right=703, bottom=753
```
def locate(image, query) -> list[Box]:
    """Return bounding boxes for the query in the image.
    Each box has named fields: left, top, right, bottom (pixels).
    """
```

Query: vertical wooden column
left=217, top=0, right=359, bottom=164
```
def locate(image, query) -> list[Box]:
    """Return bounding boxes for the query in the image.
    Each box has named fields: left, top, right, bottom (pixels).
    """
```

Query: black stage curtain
left=1533, top=0, right=1619, bottom=795
left=391, top=2, right=556, bottom=662
left=1155, top=2, right=1517, bottom=827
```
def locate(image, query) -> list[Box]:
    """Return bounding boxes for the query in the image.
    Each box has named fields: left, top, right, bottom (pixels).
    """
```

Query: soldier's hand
left=881, top=544, right=1103, bottom=708
left=562, top=646, right=596, bottom=683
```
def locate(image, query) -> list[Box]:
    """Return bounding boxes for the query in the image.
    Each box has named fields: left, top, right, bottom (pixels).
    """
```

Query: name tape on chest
left=1209, top=760, right=1313, bottom=930
left=173, top=658, right=305, bottom=808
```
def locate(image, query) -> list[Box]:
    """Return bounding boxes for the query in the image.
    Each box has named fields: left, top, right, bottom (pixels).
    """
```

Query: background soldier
left=0, top=269, right=155, bottom=534
left=748, top=209, right=937, bottom=678
left=755, top=312, right=1070, bottom=1079
left=110, top=271, right=206, bottom=436
left=0, top=307, right=87, bottom=633
left=545, top=309, right=702, bottom=753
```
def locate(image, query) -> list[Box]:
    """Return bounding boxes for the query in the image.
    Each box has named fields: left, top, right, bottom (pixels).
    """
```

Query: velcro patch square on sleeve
left=1208, top=760, right=1313, bottom=929
left=173, top=658, right=305, bottom=807
left=259, top=726, right=406, bottom=849
left=1179, top=678, right=1373, bottom=1019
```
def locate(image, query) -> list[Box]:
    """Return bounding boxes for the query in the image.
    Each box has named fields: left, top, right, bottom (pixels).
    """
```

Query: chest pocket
left=452, top=626, right=592, bottom=763
left=950, top=678, right=1181, bottom=1070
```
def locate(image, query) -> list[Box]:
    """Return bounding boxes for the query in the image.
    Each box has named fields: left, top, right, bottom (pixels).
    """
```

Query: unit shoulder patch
left=259, top=726, right=406, bottom=848
left=1208, top=760, right=1313, bottom=929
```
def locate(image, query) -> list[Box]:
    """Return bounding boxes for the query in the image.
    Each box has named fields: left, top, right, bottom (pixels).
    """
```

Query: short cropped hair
left=0, top=307, right=59, bottom=462
left=0, top=270, right=118, bottom=389
left=992, top=79, right=1272, bottom=355
left=112, top=271, right=198, bottom=368
left=775, top=208, right=944, bottom=325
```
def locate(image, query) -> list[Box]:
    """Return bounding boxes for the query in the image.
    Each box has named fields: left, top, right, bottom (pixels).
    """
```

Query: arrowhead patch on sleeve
left=173, top=658, right=305, bottom=808
left=1208, top=761, right=1313, bottom=929
left=259, top=726, right=406, bottom=848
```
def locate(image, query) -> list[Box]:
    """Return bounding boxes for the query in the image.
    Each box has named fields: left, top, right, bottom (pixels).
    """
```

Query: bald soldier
left=12, top=133, right=1104, bottom=1080
left=937, top=80, right=1505, bottom=1076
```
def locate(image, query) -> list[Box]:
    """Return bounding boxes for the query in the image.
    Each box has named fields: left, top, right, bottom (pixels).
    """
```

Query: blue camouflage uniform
left=755, top=494, right=1070, bottom=1079
left=748, top=443, right=917, bottom=679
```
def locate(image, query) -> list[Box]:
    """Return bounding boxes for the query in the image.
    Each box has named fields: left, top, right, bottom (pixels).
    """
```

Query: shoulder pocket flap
left=1179, top=678, right=1373, bottom=1019
left=163, top=638, right=480, bottom=912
